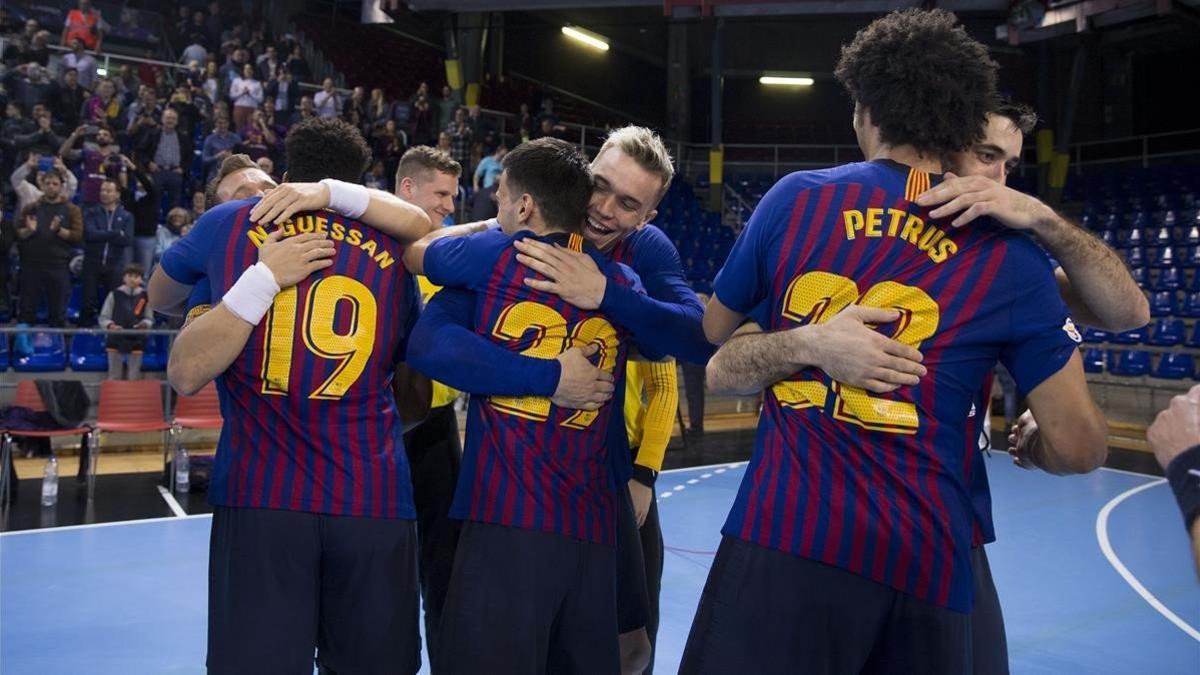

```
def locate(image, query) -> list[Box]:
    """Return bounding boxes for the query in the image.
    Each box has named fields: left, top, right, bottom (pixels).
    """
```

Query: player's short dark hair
left=834, top=8, right=999, bottom=156
left=992, top=100, right=1038, bottom=136
left=205, top=153, right=257, bottom=209
left=284, top=116, right=370, bottom=184
left=396, top=145, right=462, bottom=183
left=501, top=137, right=592, bottom=233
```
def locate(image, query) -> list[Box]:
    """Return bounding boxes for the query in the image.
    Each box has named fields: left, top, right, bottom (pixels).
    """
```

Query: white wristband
left=320, top=178, right=369, bottom=219
left=222, top=262, right=281, bottom=326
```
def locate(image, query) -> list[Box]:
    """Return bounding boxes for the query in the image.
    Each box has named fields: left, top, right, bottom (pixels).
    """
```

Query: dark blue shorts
left=971, top=545, right=1009, bottom=675
left=437, top=520, right=619, bottom=674
left=207, top=506, right=421, bottom=675
left=680, top=535, right=971, bottom=675
left=616, top=482, right=650, bottom=634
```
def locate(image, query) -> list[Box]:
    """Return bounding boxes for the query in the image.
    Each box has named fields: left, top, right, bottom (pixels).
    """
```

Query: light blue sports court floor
left=1, top=453, right=1197, bottom=673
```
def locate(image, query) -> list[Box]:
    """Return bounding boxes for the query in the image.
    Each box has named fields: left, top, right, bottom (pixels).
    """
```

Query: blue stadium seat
left=66, top=285, right=83, bottom=323
left=1125, top=246, right=1146, bottom=267
left=1150, top=246, right=1177, bottom=268
left=1154, top=353, right=1195, bottom=380
left=142, top=335, right=169, bottom=372
left=0, top=334, right=8, bottom=370
left=1103, top=212, right=1123, bottom=230
left=1109, top=350, right=1151, bottom=377
left=1110, top=326, right=1147, bottom=344
left=1082, top=327, right=1113, bottom=344
left=1149, top=291, right=1177, bottom=317
left=1129, top=211, right=1150, bottom=230
left=1146, top=319, right=1185, bottom=346
left=1179, top=292, right=1200, bottom=318
left=1150, top=226, right=1173, bottom=247
left=1098, top=229, right=1118, bottom=247
left=1130, top=266, right=1149, bottom=288
left=1184, top=226, right=1200, bottom=246
left=1154, top=267, right=1183, bottom=291
left=1082, top=348, right=1105, bottom=373
left=69, top=333, right=108, bottom=372
left=1185, top=246, right=1200, bottom=269
left=1118, top=228, right=1142, bottom=248
left=12, top=332, right=66, bottom=372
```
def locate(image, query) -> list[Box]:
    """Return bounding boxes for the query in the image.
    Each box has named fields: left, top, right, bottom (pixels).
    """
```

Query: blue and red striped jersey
left=418, top=228, right=642, bottom=545
left=160, top=197, right=421, bottom=519
left=713, top=159, right=1081, bottom=612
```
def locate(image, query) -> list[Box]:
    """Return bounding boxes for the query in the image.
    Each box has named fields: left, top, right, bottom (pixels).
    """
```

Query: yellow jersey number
left=771, top=271, right=939, bottom=435
left=260, top=275, right=377, bottom=400
left=488, top=301, right=618, bottom=430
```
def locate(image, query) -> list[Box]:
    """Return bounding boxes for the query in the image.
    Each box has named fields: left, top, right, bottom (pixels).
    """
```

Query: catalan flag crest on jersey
left=423, top=228, right=643, bottom=545
left=717, top=159, right=1079, bottom=612
left=158, top=197, right=422, bottom=520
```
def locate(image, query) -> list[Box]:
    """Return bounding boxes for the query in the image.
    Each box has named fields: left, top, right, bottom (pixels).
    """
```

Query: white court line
left=157, top=485, right=188, bottom=518
left=1096, top=478, right=1200, bottom=642
left=0, top=512, right=211, bottom=537
left=661, top=461, right=745, bottom=475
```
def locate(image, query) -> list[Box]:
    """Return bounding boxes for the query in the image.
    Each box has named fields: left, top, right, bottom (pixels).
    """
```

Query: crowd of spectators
left=0, top=0, right=578, bottom=328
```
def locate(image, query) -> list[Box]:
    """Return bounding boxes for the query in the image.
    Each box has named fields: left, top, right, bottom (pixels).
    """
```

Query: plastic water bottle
left=41, top=456, right=59, bottom=507
left=174, top=446, right=190, bottom=493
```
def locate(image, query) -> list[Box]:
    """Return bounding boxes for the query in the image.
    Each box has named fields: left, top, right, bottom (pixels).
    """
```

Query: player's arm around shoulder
left=248, top=179, right=434, bottom=245
left=402, top=220, right=498, bottom=277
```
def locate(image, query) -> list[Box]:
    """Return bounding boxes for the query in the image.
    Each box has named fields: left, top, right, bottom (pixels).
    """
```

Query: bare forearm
left=167, top=303, right=255, bottom=395
left=707, top=329, right=809, bottom=395
left=1037, top=215, right=1149, bottom=332
left=359, top=191, right=433, bottom=244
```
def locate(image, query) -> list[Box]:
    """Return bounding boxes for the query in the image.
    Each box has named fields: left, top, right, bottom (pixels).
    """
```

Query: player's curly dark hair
left=834, top=8, right=999, bottom=156
left=283, top=116, right=371, bottom=184
left=501, top=138, right=592, bottom=233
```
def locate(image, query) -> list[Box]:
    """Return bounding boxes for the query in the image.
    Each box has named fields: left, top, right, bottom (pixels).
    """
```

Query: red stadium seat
left=167, top=383, right=223, bottom=491
left=0, top=381, right=94, bottom=510
left=93, top=380, right=171, bottom=500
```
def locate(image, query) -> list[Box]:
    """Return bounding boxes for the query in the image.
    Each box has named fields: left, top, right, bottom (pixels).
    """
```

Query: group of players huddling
left=148, top=8, right=1142, bottom=675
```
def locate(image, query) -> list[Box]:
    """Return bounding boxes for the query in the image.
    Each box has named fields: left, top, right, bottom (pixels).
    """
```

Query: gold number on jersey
left=488, top=302, right=619, bottom=429
left=771, top=272, right=939, bottom=434
left=260, top=275, right=378, bottom=400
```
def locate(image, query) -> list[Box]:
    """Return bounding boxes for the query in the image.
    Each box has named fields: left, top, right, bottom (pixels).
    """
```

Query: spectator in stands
left=100, top=263, right=154, bottom=380
left=22, top=18, right=41, bottom=44
left=517, top=102, right=534, bottom=142
left=291, top=95, right=317, bottom=126
left=62, top=0, right=106, bottom=51
left=314, top=78, right=341, bottom=118
left=374, top=118, right=408, bottom=186
left=136, top=108, right=191, bottom=214
left=532, top=117, right=563, bottom=141
left=172, top=5, right=193, bottom=48
left=181, top=33, right=209, bottom=69
left=257, top=45, right=280, bottom=81
left=364, top=159, right=388, bottom=191
left=15, top=167, right=83, bottom=327
left=410, top=94, right=435, bottom=146
left=205, top=0, right=225, bottom=50
left=436, top=131, right=453, bottom=157
left=125, top=86, right=162, bottom=137
left=219, top=48, right=250, bottom=89
left=84, top=78, right=123, bottom=129
left=266, top=66, right=299, bottom=120
left=201, top=115, right=240, bottom=180
left=13, top=109, right=63, bottom=158
left=366, top=87, right=392, bottom=133
left=287, top=43, right=311, bottom=82
left=59, top=124, right=123, bottom=206
left=201, top=62, right=222, bottom=104
left=2, top=33, right=29, bottom=70
left=49, top=68, right=86, bottom=131
left=81, top=178, right=134, bottom=324
left=114, top=64, right=139, bottom=103
left=11, top=154, right=79, bottom=216
left=188, top=9, right=208, bottom=46
left=155, top=207, right=192, bottom=263
left=344, top=85, right=368, bottom=133
left=229, top=63, right=263, bottom=129
left=410, top=81, right=430, bottom=105
left=435, top=85, right=460, bottom=131
left=444, top=107, right=473, bottom=177
left=238, top=109, right=276, bottom=162
left=191, top=190, right=207, bottom=220
left=121, top=157, right=161, bottom=273
left=25, top=30, right=52, bottom=67
left=167, top=84, right=202, bottom=145
left=472, top=140, right=505, bottom=194
left=60, top=38, right=98, bottom=91
left=467, top=105, right=494, bottom=149
left=2, top=104, right=33, bottom=180
left=11, top=64, right=54, bottom=113
left=256, top=156, right=277, bottom=182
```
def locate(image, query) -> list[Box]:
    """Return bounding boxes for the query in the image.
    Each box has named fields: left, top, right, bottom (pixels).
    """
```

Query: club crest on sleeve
left=1062, top=318, right=1082, bottom=343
